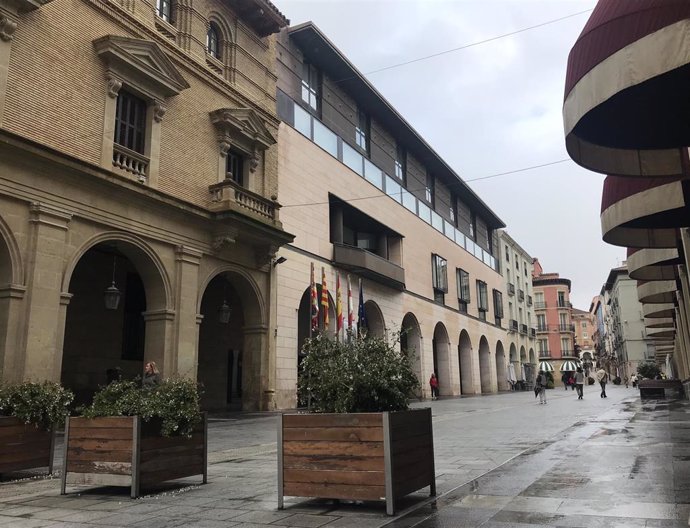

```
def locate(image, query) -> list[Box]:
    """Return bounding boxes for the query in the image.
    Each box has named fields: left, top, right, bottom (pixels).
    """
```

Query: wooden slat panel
left=67, top=448, right=132, bottom=463
left=283, top=414, right=383, bottom=428
left=0, top=449, right=50, bottom=464
left=67, top=472, right=131, bottom=487
left=283, top=441, right=383, bottom=457
left=283, top=427, right=383, bottom=442
left=283, top=481, right=385, bottom=501
left=0, top=417, right=24, bottom=428
left=140, top=447, right=203, bottom=466
left=140, top=433, right=204, bottom=452
left=69, top=417, right=134, bottom=429
left=67, top=438, right=133, bottom=451
left=2, top=438, right=52, bottom=455
left=66, top=461, right=132, bottom=475
left=69, top=427, right=134, bottom=440
left=140, top=453, right=203, bottom=472
left=0, top=457, right=50, bottom=473
left=139, top=463, right=204, bottom=488
left=283, top=455, right=384, bottom=472
left=284, top=468, right=385, bottom=486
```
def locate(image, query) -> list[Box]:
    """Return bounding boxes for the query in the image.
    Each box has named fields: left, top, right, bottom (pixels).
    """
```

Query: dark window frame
left=493, top=289, right=504, bottom=320
left=114, top=89, right=147, bottom=154
left=207, top=23, right=221, bottom=59
left=157, top=0, right=172, bottom=21
left=226, top=149, right=245, bottom=185
left=355, top=109, right=369, bottom=154
left=394, top=143, right=406, bottom=183
left=301, top=61, right=321, bottom=115
left=425, top=172, right=434, bottom=207
left=457, top=268, right=471, bottom=305
left=431, top=254, right=448, bottom=303
left=476, top=280, right=489, bottom=313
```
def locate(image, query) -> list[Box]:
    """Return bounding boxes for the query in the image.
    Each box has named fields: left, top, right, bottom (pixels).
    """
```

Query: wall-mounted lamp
left=104, top=255, right=121, bottom=310
left=273, top=256, right=287, bottom=267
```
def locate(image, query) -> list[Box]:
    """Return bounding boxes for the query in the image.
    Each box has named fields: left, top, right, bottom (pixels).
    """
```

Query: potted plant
left=278, top=333, right=434, bottom=516
left=636, top=361, right=682, bottom=398
left=0, top=381, right=73, bottom=475
left=61, top=378, right=207, bottom=498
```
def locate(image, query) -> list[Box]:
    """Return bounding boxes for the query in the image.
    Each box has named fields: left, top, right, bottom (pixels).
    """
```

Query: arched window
left=156, top=0, right=171, bottom=21
left=207, top=24, right=220, bottom=59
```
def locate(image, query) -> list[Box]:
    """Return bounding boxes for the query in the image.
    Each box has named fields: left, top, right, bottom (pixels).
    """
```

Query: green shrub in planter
left=80, top=378, right=201, bottom=437
left=637, top=361, right=661, bottom=380
left=298, top=333, right=420, bottom=413
left=0, top=381, right=73, bottom=430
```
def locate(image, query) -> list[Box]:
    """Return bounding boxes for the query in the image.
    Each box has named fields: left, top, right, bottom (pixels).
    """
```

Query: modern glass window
left=385, top=175, right=401, bottom=203
left=293, top=104, right=311, bottom=137
left=157, top=0, right=171, bottom=21
left=431, top=254, right=448, bottom=293
left=355, top=109, right=369, bottom=153
left=115, top=90, right=146, bottom=154
left=418, top=201, right=431, bottom=224
left=401, top=189, right=417, bottom=213
left=457, top=268, right=470, bottom=308
left=364, top=159, right=382, bottom=189
left=469, top=212, right=476, bottom=241
left=395, top=143, right=406, bottom=182
left=425, top=172, right=434, bottom=206
left=476, top=280, right=488, bottom=313
left=226, top=149, right=244, bottom=184
left=301, top=62, right=321, bottom=114
left=493, top=289, right=504, bottom=325
left=207, top=24, right=220, bottom=59
left=313, top=120, right=337, bottom=157
left=342, top=142, right=363, bottom=175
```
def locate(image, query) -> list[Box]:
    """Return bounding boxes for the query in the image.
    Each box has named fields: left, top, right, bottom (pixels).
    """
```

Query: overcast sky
left=272, top=0, right=626, bottom=310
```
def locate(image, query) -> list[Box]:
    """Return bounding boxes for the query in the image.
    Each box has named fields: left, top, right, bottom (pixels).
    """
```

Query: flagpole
left=309, top=262, right=314, bottom=340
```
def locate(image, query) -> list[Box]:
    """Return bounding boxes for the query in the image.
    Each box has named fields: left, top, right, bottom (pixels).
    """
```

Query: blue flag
left=357, top=278, right=367, bottom=337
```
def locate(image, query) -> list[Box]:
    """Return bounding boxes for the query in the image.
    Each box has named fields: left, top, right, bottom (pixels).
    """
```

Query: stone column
left=677, top=264, right=690, bottom=379
left=0, top=11, right=17, bottom=125
left=142, top=309, right=175, bottom=378
left=0, top=284, right=25, bottom=382
left=21, top=203, right=71, bottom=381
left=243, top=323, right=269, bottom=411
left=172, top=246, right=201, bottom=378
left=52, top=292, right=72, bottom=385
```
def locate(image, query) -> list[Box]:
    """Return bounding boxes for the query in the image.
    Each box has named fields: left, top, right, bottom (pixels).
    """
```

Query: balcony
left=557, top=300, right=573, bottom=309
left=209, top=177, right=280, bottom=227
left=535, top=301, right=547, bottom=310
left=561, top=349, right=575, bottom=357
left=519, top=324, right=528, bottom=335
left=518, top=289, right=525, bottom=302
left=539, top=350, right=551, bottom=358
left=509, top=319, right=518, bottom=332
left=530, top=328, right=536, bottom=338
left=527, top=295, right=533, bottom=306
left=536, top=324, right=549, bottom=333
left=333, top=243, right=405, bottom=290
left=508, top=283, right=515, bottom=295
left=559, top=324, right=575, bottom=333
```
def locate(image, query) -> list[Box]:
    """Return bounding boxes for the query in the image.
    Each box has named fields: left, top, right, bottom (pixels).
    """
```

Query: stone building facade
left=0, top=0, right=293, bottom=410
left=271, top=23, right=509, bottom=408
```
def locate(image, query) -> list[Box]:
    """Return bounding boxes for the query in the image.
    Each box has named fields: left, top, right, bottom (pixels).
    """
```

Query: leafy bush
left=0, top=381, right=74, bottom=430
left=298, top=333, right=420, bottom=413
left=545, top=371, right=554, bottom=389
left=81, top=378, right=201, bottom=437
left=637, top=361, right=661, bottom=380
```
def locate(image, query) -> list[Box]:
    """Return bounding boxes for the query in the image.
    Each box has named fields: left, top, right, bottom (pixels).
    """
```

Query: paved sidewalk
left=1, top=385, right=684, bottom=527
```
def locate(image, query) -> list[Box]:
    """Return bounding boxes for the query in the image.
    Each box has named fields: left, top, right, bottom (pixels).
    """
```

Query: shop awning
left=627, top=247, right=680, bottom=281
left=643, top=303, right=676, bottom=319
left=564, top=1, right=690, bottom=176
left=539, top=361, right=554, bottom=372
left=638, top=280, right=677, bottom=304
left=560, top=360, right=579, bottom=372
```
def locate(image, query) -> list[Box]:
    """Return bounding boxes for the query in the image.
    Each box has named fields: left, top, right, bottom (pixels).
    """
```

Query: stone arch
left=363, top=300, right=385, bottom=338
left=458, top=329, right=473, bottom=395
left=61, top=235, right=171, bottom=404
left=63, top=232, right=171, bottom=311
left=496, top=340, right=509, bottom=391
left=0, top=213, right=23, bottom=286
left=519, top=345, right=533, bottom=382
left=401, top=312, right=423, bottom=389
left=197, top=267, right=267, bottom=411
left=207, top=11, right=235, bottom=43
left=478, top=336, right=492, bottom=393
left=296, top=286, right=337, bottom=360
left=509, top=343, right=517, bottom=362
left=432, top=322, right=451, bottom=396
left=529, top=348, right=536, bottom=365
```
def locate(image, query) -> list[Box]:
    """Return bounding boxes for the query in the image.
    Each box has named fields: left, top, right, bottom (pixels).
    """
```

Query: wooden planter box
left=639, top=379, right=684, bottom=399
left=278, top=408, right=435, bottom=515
left=61, top=414, right=207, bottom=498
left=0, top=417, right=55, bottom=475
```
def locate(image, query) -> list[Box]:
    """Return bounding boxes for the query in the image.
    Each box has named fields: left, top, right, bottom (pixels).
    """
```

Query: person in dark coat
left=143, top=361, right=160, bottom=388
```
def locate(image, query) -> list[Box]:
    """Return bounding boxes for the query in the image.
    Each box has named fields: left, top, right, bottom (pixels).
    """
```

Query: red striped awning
left=564, top=1, right=690, bottom=176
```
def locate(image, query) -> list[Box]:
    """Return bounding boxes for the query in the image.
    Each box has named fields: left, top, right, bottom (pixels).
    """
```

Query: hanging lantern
left=104, top=255, right=121, bottom=310
left=218, top=300, right=231, bottom=324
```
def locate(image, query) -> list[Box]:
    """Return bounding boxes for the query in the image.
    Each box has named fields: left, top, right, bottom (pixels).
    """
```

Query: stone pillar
left=243, top=324, right=269, bottom=411
left=675, top=293, right=690, bottom=380
left=0, top=11, right=16, bottom=125
left=142, top=309, right=175, bottom=378
left=0, top=284, right=25, bottom=382
left=172, top=246, right=201, bottom=378
left=677, top=264, right=690, bottom=379
left=52, top=292, right=72, bottom=385
left=21, top=203, right=71, bottom=381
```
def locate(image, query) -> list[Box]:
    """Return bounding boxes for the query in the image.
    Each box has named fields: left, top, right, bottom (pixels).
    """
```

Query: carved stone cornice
left=212, top=228, right=239, bottom=251
left=106, top=74, right=122, bottom=98
left=0, top=15, right=16, bottom=41
left=209, top=108, right=276, bottom=155
left=153, top=101, right=166, bottom=122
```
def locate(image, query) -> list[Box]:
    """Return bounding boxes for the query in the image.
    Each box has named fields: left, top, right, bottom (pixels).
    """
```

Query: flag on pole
left=357, top=278, right=367, bottom=337
left=347, top=274, right=354, bottom=334
left=321, top=267, right=329, bottom=330
left=310, top=262, right=319, bottom=332
left=336, top=272, right=343, bottom=336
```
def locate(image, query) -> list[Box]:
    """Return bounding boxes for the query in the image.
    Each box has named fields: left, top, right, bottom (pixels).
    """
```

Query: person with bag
left=596, top=368, right=608, bottom=398
left=535, top=371, right=547, bottom=404
left=574, top=367, right=585, bottom=400
left=429, top=372, right=439, bottom=401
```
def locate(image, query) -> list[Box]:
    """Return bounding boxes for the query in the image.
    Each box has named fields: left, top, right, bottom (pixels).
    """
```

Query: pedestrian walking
left=596, top=368, right=608, bottom=398
left=535, top=371, right=547, bottom=404
left=624, top=376, right=629, bottom=388
left=575, top=367, right=585, bottom=400
left=429, top=372, right=439, bottom=400
left=561, top=372, right=569, bottom=390
left=631, top=374, right=638, bottom=388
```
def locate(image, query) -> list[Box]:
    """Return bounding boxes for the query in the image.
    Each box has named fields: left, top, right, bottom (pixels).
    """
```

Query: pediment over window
left=209, top=108, right=276, bottom=152
left=93, top=35, right=189, bottom=98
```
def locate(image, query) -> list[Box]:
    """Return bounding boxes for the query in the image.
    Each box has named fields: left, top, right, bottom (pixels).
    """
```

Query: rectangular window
left=559, top=313, right=567, bottom=326
left=157, top=0, right=171, bottom=21
left=493, top=289, right=503, bottom=325
left=561, top=337, right=570, bottom=354
left=115, top=90, right=146, bottom=154
left=301, top=62, right=321, bottom=114
left=505, top=246, right=510, bottom=261
left=469, top=212, right=476, bottom=241
left=431, top=255, right=448, bottom=302
left=355, top=109, right=369, bottom=153
left=425, top=172, right=434, bottom=206
left=537, top=314, right=546, bottom=330
left=558, top=291, right=566, bottom=306
left=476, top=280, right=488, bottom=313
left=226, top=150, right=244, bottom=185
left=457, top=268, right=470, bottom=304
left=395, top=143, right=406, bottom=182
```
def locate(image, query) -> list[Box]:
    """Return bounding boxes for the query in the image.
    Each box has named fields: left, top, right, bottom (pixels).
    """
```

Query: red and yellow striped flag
left=321, top=267, right=329, bottom=330
left=310, top=262, right=319, bottom=331
left=336, top=272, right=343, bottom=335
